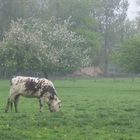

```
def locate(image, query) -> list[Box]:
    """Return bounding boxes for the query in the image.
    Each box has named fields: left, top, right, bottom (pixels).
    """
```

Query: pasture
left=0, top=78, right=140, bottom=140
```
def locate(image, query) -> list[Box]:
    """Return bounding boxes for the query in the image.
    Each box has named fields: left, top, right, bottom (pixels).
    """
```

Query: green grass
left=0, top=78, right=140, bottom=140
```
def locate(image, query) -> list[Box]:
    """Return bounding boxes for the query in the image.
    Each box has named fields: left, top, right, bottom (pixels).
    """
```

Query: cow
left=5, top=76, right=61, bottom=113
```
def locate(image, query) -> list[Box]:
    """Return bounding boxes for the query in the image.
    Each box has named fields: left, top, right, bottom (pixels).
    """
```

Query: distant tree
left=112, top=36, right=140, bottom=73
left=123, top=20, right=139, bottom=39
left=0, top=0, right=39, bottom=40
left=76, top=29, right=102, bottom=66
left=91, top=0, right=129, bottom=73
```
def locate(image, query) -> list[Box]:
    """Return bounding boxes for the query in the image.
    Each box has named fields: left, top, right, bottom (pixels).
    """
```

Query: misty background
left=0, top=0, right=140, bottom=79
left=127, top=0, right=139, bottom=20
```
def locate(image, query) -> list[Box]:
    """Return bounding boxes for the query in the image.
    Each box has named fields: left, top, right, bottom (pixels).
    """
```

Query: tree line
left=0, top=0, right=140, bottom=78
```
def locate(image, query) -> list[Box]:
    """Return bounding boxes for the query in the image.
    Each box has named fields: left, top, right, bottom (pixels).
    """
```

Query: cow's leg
left=10, top=101, right=13, bottom=111
left=14, top=95, right=20, bottom=113
left=39, top=97, right=45, bottom=112
left=5, top=86, right=16, bottom=113
left=5, top=98, right=10, bottom=113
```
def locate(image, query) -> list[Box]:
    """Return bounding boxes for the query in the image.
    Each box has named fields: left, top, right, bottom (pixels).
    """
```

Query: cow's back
left=10, top=76, right=55, bottom=97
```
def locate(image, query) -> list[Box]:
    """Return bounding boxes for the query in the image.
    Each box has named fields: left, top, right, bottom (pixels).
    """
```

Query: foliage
left=36, top=17, right=88, bottom=74
left=44, top=0, right=93, bottom=27
left=75, top=29, right=102, bottom=66
left=91, top=0, right=129, bottom=72
left=0, top=18, right=87, bottom=77
left=112, top=36, right=140, bottom=73
left=45, top=0, right=102, bottom=67
left=0, top=19, right=46, bottom=76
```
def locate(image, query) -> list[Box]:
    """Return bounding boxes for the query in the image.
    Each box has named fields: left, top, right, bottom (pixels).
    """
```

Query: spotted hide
left=5, top=76, right=61, bottom=113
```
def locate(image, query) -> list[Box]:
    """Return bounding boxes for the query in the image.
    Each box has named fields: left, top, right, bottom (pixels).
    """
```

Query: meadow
left=0, top=78, right=140, bottom=140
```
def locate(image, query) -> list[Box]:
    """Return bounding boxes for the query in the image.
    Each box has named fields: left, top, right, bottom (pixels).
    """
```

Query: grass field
left=0, top=78, right=140, bottom=140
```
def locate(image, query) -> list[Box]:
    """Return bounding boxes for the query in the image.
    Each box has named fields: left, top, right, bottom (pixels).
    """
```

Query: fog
left=127, top=0, right=140, bottom=20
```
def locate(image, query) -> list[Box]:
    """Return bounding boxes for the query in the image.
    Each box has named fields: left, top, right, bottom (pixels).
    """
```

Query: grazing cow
left=5, top=76, right=61, bottom=113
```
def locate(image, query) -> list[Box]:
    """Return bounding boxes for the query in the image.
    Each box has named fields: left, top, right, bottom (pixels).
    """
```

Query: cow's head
left=48, top=94, right=61, bottom=112
left=43, top=85, right=61, bottom=112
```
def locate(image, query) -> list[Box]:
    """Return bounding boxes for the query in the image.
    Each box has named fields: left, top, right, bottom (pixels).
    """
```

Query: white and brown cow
left=5, top=76, right=61, bottom=113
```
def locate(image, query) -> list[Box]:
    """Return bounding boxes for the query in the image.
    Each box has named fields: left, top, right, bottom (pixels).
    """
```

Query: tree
left=41, top=0, right=102, bottom=67
left=112, top=36, right=140, bottom=73
left=123, top=20, right=139, bottom=39
left=0, top=19, right=46, bottom=77
left=0, top=18, right=87, bottom=77
left=91, top=0, right=129, bottom=73
left=32, top=17, right=88, bottom=75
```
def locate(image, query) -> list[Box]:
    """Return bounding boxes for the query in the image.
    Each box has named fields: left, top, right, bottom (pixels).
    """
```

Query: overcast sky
left=127, top=0, right=140, bottom=20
